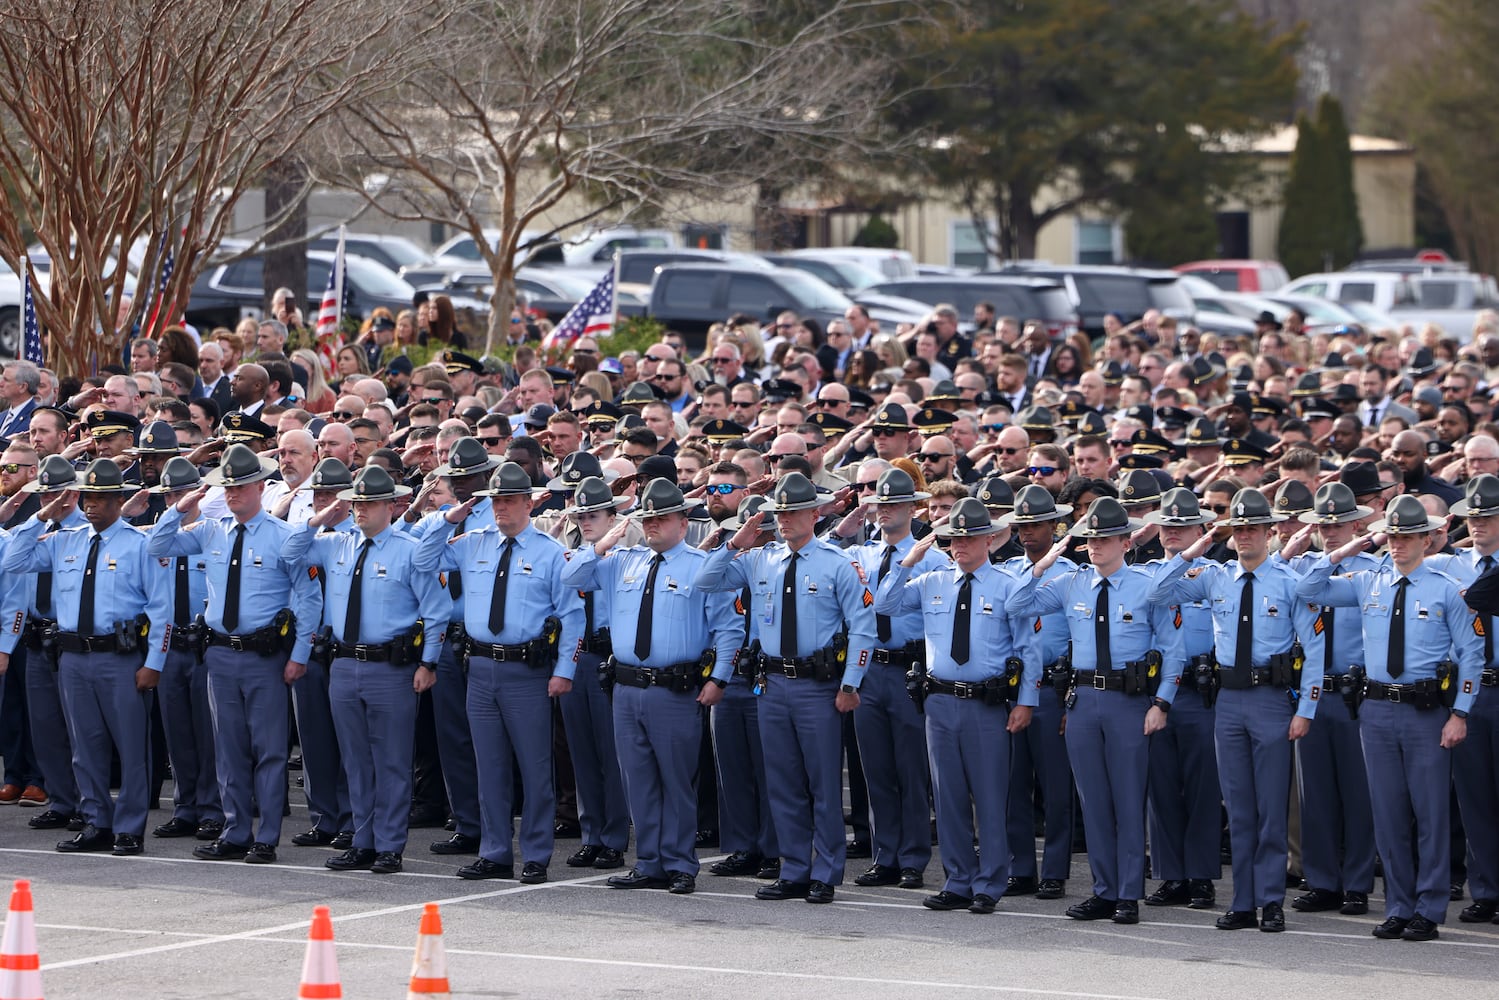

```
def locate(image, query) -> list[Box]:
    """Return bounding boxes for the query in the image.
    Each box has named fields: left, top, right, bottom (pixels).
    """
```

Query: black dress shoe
left=709, top=851, right=762, bottom=877
left=756, top=858, right=781, bottom=880
left=152, top=817, right=199, bottom=838
left=1066, top=895, right=1118, bottom=921
left=193, top=838, right=251, bottom=861
left=922, top=890, right=973, bottom=911
left=112, top=834, right=144, bottom=857
left=853, top=864, right=900, bottom=887
left=898, top=868, right=924, bottom=889
left=667, top=871, right=696, bottom=895
left=1259, top=901, right=1285, bottom=932
left=519, top=861, right=548, bottom=884
left=1187, top=880, right=1216, bottom=909
left=1451, top=880, right=1465, bottom=901
left=593, top=847, right=625, bottom=870
left=245, top=842, right=277, bottom=864
left=695, top=828, right=719, bottom=848
left=755, top=879, right=811, bottom=900
left=407, top=806, right=448, bottom=829
left=291, top=828, right=336, bottom=847
left=1144, top=880, right=1190, bottom=907
left=29, top=809, right=71, bottom=830
left=1004, top=875, right=1039, bottom=897
left=195, top=820, right=223, bottom=841
left=331, top=832, right=354, bottom=850
left=430, top=833, right=481, bottom=856
left=1112, top=900, right=1140, bottom=925
left=608, top=869, right=668, bottom=890
left=1340, top=891, right=1368, bottom=916
left=1285, top=871, right=1304, bottom=889
left=288, top=754, right=303, bottom=770
left=1371, top=916, right=1410, bottom=939
left=57, top=825, right=114, bottom=853
left=1215, top=909, right=1258, bottom=930
left=1460, top=899, right=1497, bottom=923
left=567, top=845, right=602, bottom=868
left=845, top=839, right=872, bottom=859
left=969, top=893, right=997, bottom=914
left=806, top=880, right=835, bottom=904
left=371, top=852, right=404, bottom=875
left=1291, top=887, right=1341, bottom=912
left=1036, top=879, right=1066, bottom=900
left=326, top=848, right=378, bottom=871
left=1401, top=915, right=1439, bottom=941
left=554, top=819, right=581, bottom=838
left=456, top=857, right=513, bottom=880
left=66, top=814, right=86, bottom=832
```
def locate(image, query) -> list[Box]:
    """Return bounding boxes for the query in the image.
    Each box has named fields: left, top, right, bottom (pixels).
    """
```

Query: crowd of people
left=1, top=292, right=1498, bottom=941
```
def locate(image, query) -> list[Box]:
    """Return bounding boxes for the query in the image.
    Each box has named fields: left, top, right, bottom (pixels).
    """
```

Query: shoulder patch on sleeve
left=1475, top=616, right=1486, bottom=638
left=308, top=566, right=319, bottom=581
left=862, top=588, right=874, bottom=608
left=1033, top=616, right=1043, bottom=633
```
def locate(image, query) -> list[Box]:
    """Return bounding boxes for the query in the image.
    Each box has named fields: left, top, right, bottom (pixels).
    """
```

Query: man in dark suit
left=199, top=342, right=234, bottom=414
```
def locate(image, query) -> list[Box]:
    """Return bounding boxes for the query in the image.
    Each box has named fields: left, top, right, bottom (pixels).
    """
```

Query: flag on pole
left=144, top=237, right=175, bottom=336
left=21, top=258, right=42, bottom=365
left=543, top=268, right=616, bottom=351
left=314, top=227, right=346, bottom=373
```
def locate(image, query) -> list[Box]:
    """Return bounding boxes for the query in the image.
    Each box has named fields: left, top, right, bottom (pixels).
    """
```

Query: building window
left=1077, top=219, right=1120, bottom=265
left=951, top=220, right=994, bottom=270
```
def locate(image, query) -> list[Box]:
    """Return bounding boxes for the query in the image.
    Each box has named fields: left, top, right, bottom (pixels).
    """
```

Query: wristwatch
left=840, top=683, right=860, bottom=695
left=419, top=662, right=438, bottom=673
left=707, top=676, right=727, bottom=689
left=1151, top=697, right=1171, bottom=713
left=1451, top=708, right=1469, bottom=720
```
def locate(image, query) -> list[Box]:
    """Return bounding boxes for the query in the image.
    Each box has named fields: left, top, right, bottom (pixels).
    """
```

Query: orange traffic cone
left=0, top=880, right=43, bottom=1000
left=407, top=903, right=450, bottom=999
left=296, top=906, right=341, bottom=1000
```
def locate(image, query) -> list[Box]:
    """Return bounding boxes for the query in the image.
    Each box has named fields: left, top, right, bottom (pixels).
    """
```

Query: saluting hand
left=900, top=532, right=937, bottom=568
left=1032, top=537, right=1070, bottom=577
left=309, top=499, right=350, bottom=529
left=1280, top=523, right=1316, bottom=560
left=444, top=495, right=479, bottom=525
left=120, top=489, right=151, bottom=520
left=594, top=517, right=631, bottom=557
left=38, top=489, right=77, bottom=524
left=1180, top=528, right=1215, bottom=562
left=1327, top=533, right=1372, bottom=564
left=175, top=483, right=210, bottom=520
left=729, top=511, right=766, bottom=552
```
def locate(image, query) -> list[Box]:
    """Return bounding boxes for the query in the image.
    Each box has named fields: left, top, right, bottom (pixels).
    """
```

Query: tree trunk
left=486, top=268, right=518, bottom=359
left=263, top=157, right=309, bottom=322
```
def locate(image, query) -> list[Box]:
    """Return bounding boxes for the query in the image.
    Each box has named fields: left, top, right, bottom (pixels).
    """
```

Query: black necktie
left=876, top=545, right=895, bottom=644
left=1389, top=576, right=1409, bottom=679
left=634, top=553, right=663, bottom=662
left=343, top=539, right=372, bottom=645
left=1481, top=556, right=1495, bottom=665
left=175, top=556, right=191, bottom=625
left=36, top=520, right=58, bottom=615
left=1322, top=603, right=1336, bottom=669
left=583, top=591, right=595, bottom=636
left=1095, top=578, right=1112, bottom=673
left=77, top=534, right=101, bottom=637
left=448, top=520, right=465, bottom=598
left=488, top=537, right=514, bottom=636
left=951, top=572, right=973, bottom=664
left=1235, top=572, right=1255, bottom=669
left=222, top=524, right=246, bottom=632
left=780, top=552, right=799, bottom=656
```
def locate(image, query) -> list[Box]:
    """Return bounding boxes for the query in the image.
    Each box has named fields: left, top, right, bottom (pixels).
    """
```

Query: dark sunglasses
left=652, top=373, right=680, bottom=382
left=422, top=397, right=447, bottom=405
left=1207, top=504, right=1229, bottom=514
left=332, top=411, right=359, bottom=420
left=704, top=483, right=745, bottom=495
left=1108, top=439, right=1132, bottom=448
left=766, top=453, right=798, bottom=463
left=918, top=452, right=952, bottom=462
left=856, top=482, right=879, bottom=492
left=478, top=436, right=504, bottom=447
left=872, top=428, right=903, bottom=438
left=1027, top=466, right=1059, bottom=477
left=998, top=446, right=1023, bottom=455
left=711, top=357, right=736, bottom=364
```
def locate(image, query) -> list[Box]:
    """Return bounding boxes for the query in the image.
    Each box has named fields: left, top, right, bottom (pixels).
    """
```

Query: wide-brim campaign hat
left=86, top=409, right=140, bottom=439
left=998, top=484, right=1072, bottom=524
left=1370, top=493, right=1442, bottom=535
left=22, top=454, right=78, bottom=493
left=562, top=476, right=630, bottom=516
left=1451, top=473, right=1499, bottom=518
left=632, top=477, right=701, bottom=518
left=309, top=458, right=354, bottom=492
left=130, top=419, right=184, bottom=456
left=761, top=472, right=822, bottom=512
left=1338, top=460, right=1397, bottom=497
left=545, top=451, right=617, bottom=492
left=1143, top=487, right=1217, bottom=526
left=1224, top=487, right=1286, bottom=525
left=974, top=476, right=1015, bottom=512
left=925, top=380, right=963, bottom=407
left=619, top=381, right=659, bottom=407
left=337, top=465, right=411, bottom=502
left=1017, top=406, right=1055, bottom=433
left=474, top=461, right=546, bottom=497
left=724, top=493, right=773, bottom=532
left=204, top=443, right=277, bottom=487
left=148, top=456, right=203, bottom=494
left=433, top=437, right=503, bottom=479
left=1068, top=496, right=1144, bottom=538
left=1118, top=468, right=1164, bottom=508
left=218, top=412, right=273, bottom=442
left=1298, top=482, right=1373, bottom=525
left=861, top=467, right=931, bottom=506
left=74, top=458, right=140, bottom=494
left=1187, top=355, right=1225, bottom=387
left=934, top=496, right=1002, bottom=537
left=1273, top=479, right=1314, bottom=517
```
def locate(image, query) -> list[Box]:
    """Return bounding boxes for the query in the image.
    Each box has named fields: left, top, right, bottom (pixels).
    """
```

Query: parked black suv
left=988, top=265, right=1196, bottom=339
left=864, top=276, right=1079, bottom=338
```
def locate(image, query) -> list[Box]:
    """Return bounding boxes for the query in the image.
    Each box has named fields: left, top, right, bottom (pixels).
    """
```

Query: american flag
left=314, top=227, right=346, bottom=372
left=21, top=258, right=42, bottom=364
left=143, top=236, right=175, bottom=336
left=543, top=268, right=616, bottom=350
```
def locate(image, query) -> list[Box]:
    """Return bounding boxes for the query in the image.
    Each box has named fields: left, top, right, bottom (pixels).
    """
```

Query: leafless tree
left=0, top=0, right=411, bottom=375
left=316, top=0, right=913, bottom=356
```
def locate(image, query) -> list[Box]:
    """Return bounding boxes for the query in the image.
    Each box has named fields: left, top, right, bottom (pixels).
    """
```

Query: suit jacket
left=1358, top=398, right=1418, bottom=427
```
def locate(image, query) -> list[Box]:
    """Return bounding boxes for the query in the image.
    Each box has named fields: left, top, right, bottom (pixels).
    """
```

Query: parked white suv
left=1282, top=271, right=1419, bottom=312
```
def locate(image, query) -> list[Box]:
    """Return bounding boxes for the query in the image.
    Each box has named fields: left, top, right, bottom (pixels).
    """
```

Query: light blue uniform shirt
left=1295, top=556, right=1482, bottom=714
left=857, top=534, right=949, bottom=649
left=698, top=537, right=876, bottom=689
left=876, top=560, right=1042, bottom=706
left=283, top=522, right=451, bottom=662
left=413, top=522, right=583, bottom=679
left=1003, top=554, right=1076, bottom=668
left=1147, top=555, right=1218, bottom=660
left=148, top=507, right=322, bottom=663
left=1008, top=562, right=1187, bottom=706
left=2, top=516, right=170, bottom=672
left=409, top=499, right=494, bottom=609
left=562, top=540, right=743, bottom=680
left=1280, top=550, right=1381, bottom=675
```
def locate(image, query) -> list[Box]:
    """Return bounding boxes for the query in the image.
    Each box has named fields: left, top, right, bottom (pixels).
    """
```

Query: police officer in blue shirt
left=563, top=478, right=743, bottom=895
left=1008, top=497, right=1184, bottom=926
left=878, top=497, right=1040, bottom=914
left=1299, top=494, right=1480, bottom=940
left=1139, top=488, right=1222, bottom=911
left=698, top=472, right=876, bottom=905
left=2, top=459, right=171, bottom=856
left=1151, top=488, right=1322, bottom=933
left=848, top=468, right=946, bottom=891
left=1275, top=483, right=1380, bottom=918
left=284, top=465, right=451, bottom=876
left=998, top=484, right=1076, bottom=902
left=0, top=456, right=83, bottom=833
left=414, top=461, right=584, bottom=884
left=149, top=443, right=323, bottom=865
